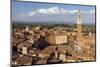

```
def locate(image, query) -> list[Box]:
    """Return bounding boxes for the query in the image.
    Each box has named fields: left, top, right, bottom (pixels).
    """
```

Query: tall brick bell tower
left=77, top=10, right=84, bottom=48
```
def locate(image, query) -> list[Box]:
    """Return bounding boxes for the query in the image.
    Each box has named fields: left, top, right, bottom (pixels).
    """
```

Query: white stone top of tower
left=77, top=10, right=82, bottom=24
left=25, top=25, right=29, bottom=31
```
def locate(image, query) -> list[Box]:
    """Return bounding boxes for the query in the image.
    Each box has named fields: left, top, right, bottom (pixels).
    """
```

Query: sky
left=12, top=1, right=96, bottom=24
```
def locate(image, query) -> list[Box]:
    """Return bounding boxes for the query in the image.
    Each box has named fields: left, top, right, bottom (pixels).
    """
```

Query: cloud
left=37, top=7, right=61, bottom=14
left=68, top=10, right=78, bottom=14
left=89, top=10, right=95, bottom=14
left=20, top=7, right=95, bottom=17
left=27, top=11, right=36, bottom=16
left=20, top=7, right=69, bottom=17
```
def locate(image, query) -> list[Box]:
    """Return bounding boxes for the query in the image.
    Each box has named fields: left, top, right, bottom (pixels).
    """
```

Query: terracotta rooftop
left=15, top=55, right=32, bottom=65
left=17, top=41, right=33, bottom=49
left=39, top=46, right=57, bottom=57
